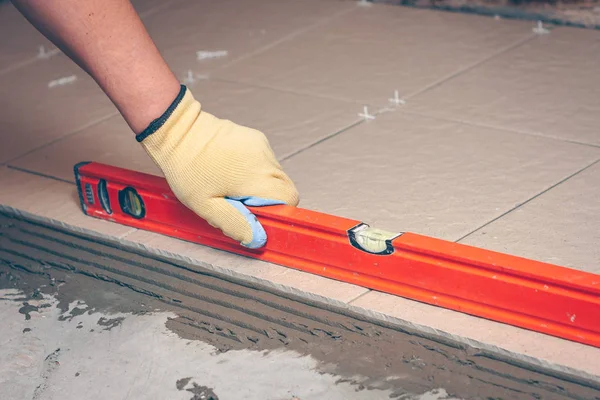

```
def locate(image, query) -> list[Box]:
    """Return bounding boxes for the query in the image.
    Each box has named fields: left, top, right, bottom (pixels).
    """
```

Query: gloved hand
left=137, top=84, right=299, bottom=249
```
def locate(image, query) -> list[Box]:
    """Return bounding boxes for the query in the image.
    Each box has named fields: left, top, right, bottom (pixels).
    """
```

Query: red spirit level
left=74, top=161, right=600, bottom=348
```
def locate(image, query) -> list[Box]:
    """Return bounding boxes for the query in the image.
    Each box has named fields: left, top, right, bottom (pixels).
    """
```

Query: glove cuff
left=136, top=84, right=190, bottom=143
left=136, top=84, right=209, bottom=169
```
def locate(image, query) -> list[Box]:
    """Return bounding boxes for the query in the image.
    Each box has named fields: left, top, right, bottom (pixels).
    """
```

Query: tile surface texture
left=123, top=229, right=369, bottom=303
left=215, top=4, right=533, bottom=106
left=11, top=80, right=360, bottom=181
left=404, top=27, right=600, bottom=146
left=0, top=2, right=57, bottom=73
left=130, top=0, right=178, bottom=17
left=0, top=167, right=133, bottom=238
left=280, top=111, right=600, bottom=241
left=350, top=291, right=600, bottom=377
left=10, top=114, right=161, bottom=181
left=143, top=0, right=355, bottom=76
left=461, top=161, right=600, bottom=273
left=0, top=54, right=117, bottom=164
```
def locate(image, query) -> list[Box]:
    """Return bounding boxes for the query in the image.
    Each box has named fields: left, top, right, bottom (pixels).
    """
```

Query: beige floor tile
left=10, top=113, right=161, bottom=182
left=460, top=161, right=600, bottom=273
left=144, top=0, right=355, bottom=76
left=0, top=53, right=117, bottom=164
left=123, top=229, right=368, bottom=303
left=130, top=0, right=176, bottom=17
left=273, top=269, right=369, bottom=303
left=351, top=290, right=600, bottom=377
left=11, top=79, right=360, bottom=181
left=0, top=2, right=56, bottom=73
left=279, top=111, right=600, bottom=242
left=404, top=27, right=600, bottom=146
left=214, top=4, right=533, bottom=106
left=0, top=166, right=133, bottom=238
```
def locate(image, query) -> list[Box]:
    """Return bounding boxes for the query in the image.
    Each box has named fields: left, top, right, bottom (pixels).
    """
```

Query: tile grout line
left=136, top=0, right=184, bottom=19
left=455, top=157, right=600, bottom=243
left=0, top=46, right=62, bottom=76
left=117, top=227, right=138, bottom=240
left=212, top=23, right=541, bottom=132
left=209, top=76, right=364, bottom=106
left=5, top=165, right=74, bottom=185
left=0, top=56, right=42, bottom=77
left=397, top=109, right=600, bottom=150
left=279, top=119, right=366, bottom=162
left=119, top=227, right=138, bottom=240
left=218, top=5, right=358, bottom=72
left=347, top=289, right=372, bottom=305
left=119, top=228, right=146, bottom=241
left=6, top=111, right=119, bottom=165
left=405, top=33, right=537, bottom=101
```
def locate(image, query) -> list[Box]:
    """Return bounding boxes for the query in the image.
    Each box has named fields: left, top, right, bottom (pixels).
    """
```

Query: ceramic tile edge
left=118, top=236, right=362, bottom=311
left=277, top=96, right=399, bottom=162
left=0, top=204, right=351, bottom=310
left=5, top=111, right=120, bottom=166
left=398, top=108, right=600, bottom=149
left=1, top=203, right=598, bottom=385
left=214, top=7, right=537, bottom=108
left=0, top=54, right=46, bottom=77
left=5, top=165, right=75, bottom=185
left=455, top=157, right=600, bottom=243
left=0, top=204, right=135, bottom=240
left=217, top=3, right=358, bottom=72
left=209, top=76, right=365, bottom=106
left=136, top=0, right=183, bottom=19
left=279, top=118, right=365, bottom=162
left=0, top=42, right=64, bottom=75
left=405, top=32, right=537, bottom=100
left=344, top=300, right=600, bottom=384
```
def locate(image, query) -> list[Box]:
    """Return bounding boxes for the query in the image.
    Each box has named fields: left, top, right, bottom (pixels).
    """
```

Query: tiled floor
left=11, top=79, right=361, bottom=180
left=403, top=27, right=600, bottom=146
left=2, top=0, right=600, bottom=378
left=279, top=111, right=599, bottom=242
left=214, top=3, right=535, bottom=106
left=0, top=53, right=118, bottom=164
left=461, top=160, right=600, bottom=273
left=0, top=2, right=57, bottom=74
left=143, top=0, right=357, bottom=75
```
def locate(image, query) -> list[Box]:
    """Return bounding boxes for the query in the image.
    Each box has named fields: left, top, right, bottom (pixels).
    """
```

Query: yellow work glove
left=136, top=84, right=299, bottom=248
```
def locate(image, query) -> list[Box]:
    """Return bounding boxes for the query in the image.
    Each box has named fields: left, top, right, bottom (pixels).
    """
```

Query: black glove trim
left=136, top=84, right=187, bottom=143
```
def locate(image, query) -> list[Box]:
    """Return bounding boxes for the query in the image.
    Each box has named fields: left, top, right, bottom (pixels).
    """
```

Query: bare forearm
left=11, top=0, right=180, bottom=133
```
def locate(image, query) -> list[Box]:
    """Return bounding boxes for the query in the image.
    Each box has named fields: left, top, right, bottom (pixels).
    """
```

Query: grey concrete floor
left=0, top=288, right=455, bottom=400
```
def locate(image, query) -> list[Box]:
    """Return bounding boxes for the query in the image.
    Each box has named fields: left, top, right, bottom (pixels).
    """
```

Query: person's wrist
left=135, top=84, right=188, bottom=143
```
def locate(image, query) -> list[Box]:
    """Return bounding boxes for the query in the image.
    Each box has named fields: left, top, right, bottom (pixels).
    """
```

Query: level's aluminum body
left=74, top=161, right=600, bottom=348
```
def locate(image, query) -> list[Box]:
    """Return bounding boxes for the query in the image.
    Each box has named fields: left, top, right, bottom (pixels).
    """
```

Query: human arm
left=11, top=0, right=299, bottom=248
